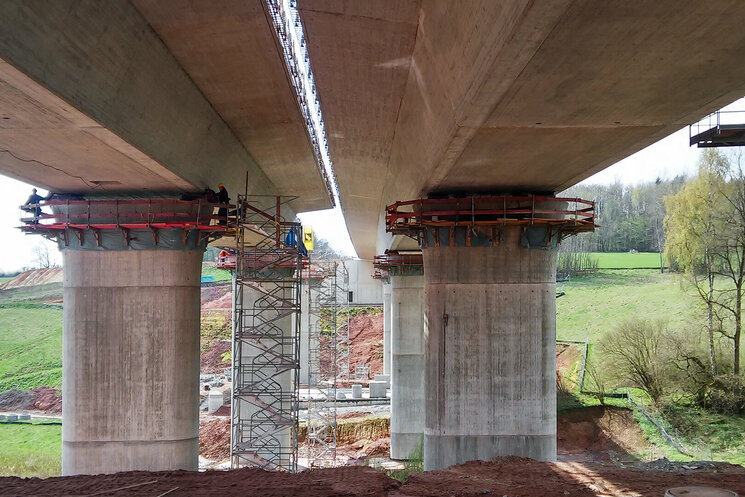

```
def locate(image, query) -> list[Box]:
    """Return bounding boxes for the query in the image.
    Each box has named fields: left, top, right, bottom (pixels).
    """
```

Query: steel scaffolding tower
left=305, top=260, right=351, bottom=467
left=231, top=195, right=304, bottom=472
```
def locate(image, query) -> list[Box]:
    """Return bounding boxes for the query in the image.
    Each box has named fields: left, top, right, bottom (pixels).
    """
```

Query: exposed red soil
left=0, top=466, right=397, bottom=497
left=200, top=284, right=231, bottom=306
left=558, top=406, right=647, bottom=462
left=199, top=418, right=231, bottom=461
left=212, top=405, right=230, bottom=417
left=349, top=437, right=391, bottom=458
left=26, top=387, right=62, bottom=413
left=395, top=457, right=745, bottom=497
left=202, top=291, right=233, bottom=310
left=3, top=458, right=743, bottom=497
left=200, top=341, right=231, bottom=373
left=0, top=387, right=61, bottom=413
left=348, top=313, right=383, bottom=380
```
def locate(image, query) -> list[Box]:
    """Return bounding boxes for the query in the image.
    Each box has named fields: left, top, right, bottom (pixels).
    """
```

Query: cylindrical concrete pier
left=422, top=226, right=557, bottom=471
left=62, top=249, right=202, bottom=475
left=383, top=282, right=392, bottom=376
left=390, top=275, right=424, bottom=460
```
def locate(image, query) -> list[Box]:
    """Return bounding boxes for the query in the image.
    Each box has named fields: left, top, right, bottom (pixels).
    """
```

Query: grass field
left=589, top=252, right=666, bottom=269
left=0, top=277, right=13, bottom=284
left=0, top=421, right=61, bottom=477
left=201, top=266, right=232, bottom=282
left=0, top=303, right=62, bottom=391
left=556, top=270, right=700, bottom=342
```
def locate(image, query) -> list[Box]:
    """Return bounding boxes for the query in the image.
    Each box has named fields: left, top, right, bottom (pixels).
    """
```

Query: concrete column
left=383, top=282, right=392, bottom=375
left=62, top=249, right=202, bottom=475
left=390, top=275, right=424, bottom=460
left=299, top=281, right=311, bottom=385
left=423, top=226, right=557, bottom=471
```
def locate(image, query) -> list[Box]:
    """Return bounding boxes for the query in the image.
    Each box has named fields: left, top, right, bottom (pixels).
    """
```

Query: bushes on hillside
left=600, top=318, right=671, bottom=402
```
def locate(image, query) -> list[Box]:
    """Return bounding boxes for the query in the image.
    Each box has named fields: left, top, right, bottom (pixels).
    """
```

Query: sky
left=2, top=98, right=744, bottom=273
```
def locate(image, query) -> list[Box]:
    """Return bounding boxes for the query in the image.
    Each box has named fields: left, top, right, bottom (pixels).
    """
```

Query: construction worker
left=22, top=188, right=46, bottom=222
left=217, top=183, right=230, bottom=225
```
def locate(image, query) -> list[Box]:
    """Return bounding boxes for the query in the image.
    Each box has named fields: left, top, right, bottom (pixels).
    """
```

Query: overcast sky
left=2, top=98, right=744, bottom=272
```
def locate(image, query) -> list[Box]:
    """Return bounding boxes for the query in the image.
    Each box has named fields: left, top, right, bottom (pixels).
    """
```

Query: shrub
left=705, top=374, right=745, bottom=414
left=599, top=318, right=671, bottom=402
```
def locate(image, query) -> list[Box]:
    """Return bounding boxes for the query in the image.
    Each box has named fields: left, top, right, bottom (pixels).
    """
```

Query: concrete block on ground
left=207, top=390, right=223, bottom=413
left=351, top=384, right=362, bottom=399
left=369, top=381, right=387, bottom=398
left=374, top=374, right=390, bottom=387
left=336, top=391, right=347, bottom=400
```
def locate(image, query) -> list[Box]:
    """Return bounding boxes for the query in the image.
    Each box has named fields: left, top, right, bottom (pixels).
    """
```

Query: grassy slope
left=201, top=266, right=232, bottom=282
left=0, top=421, right=61, bottom=477
left=559, top=269, right=744, bottom=465
left=556, top=270, right=701, bottom=342
left=0, top=304, right=62, bottom=391
left=590, top=252, right=665, bottom=269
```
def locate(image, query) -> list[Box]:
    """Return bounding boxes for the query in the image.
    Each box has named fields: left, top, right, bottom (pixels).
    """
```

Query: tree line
left=560, top=176, right=686, bottom=254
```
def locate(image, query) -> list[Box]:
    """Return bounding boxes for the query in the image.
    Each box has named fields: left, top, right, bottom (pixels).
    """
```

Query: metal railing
left=263, top=0, right=338, bottom=206
left=689, top=109, right=745, bottom=145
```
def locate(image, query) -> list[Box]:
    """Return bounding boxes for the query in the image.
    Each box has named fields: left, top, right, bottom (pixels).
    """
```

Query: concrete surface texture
left=422, top=227, right=557, bottom=471
left=345, top=259, right=382, bottom=305
left=300, top=0, right=745, bottom=258
left=382, top=282, right=392, bottom=376
left=62, top=249, right=203, bottom=475
left=389, top=275, right=424, bottom=460
left=0, top=0, right=330, bottom=213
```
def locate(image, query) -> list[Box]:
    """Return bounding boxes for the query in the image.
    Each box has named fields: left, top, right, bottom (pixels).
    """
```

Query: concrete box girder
left=0, top=0, right=332, bottom=214
left=301, top=0, right=745, bottom=258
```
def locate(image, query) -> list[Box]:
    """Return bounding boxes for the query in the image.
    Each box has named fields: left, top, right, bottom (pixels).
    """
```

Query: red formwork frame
left=385, top=195, right=596, bottom=246
left=19, top=198, right=233, bottom=246
left=372, top=251, right=423, bottom=279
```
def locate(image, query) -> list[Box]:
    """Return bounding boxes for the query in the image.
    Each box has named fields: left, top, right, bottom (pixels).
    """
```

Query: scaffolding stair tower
left=231, top=195, right=304, bottom=472
left=305, top=260, right=351, bottom=467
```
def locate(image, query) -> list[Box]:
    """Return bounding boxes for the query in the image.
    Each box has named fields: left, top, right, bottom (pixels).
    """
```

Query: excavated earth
left=2, top=457, right=743, bottom=497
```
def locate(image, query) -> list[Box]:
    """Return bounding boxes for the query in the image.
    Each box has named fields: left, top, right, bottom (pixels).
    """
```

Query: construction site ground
left=3, top=271, right=743, bottom=493
left=2, top=457, right=743, bottom=496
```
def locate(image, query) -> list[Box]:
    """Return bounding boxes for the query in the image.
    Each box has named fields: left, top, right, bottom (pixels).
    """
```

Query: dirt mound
left=0, top=389, right=36, bottom=411
left=27, top=387, right=62, bottom=413
left=203, top=290, right=232, bottom=310
left=0, top=465, right=399, bottom=497
left=348, top=314, right=383, bottom=378
left=0, top=268, right=62, bottom=289
left=350, top=437, right=390, bottom=458
left=3, top=458, right=744, bottom=497
left=558, top=406, right=647, bottom=461
left=199, top=418, right=230, bottom=461
left=201, top=284, right=231, bottom=306
left=200, top=341, right=231, bottom=373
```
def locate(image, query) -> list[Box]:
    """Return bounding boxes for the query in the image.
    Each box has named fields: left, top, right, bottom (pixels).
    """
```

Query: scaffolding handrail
left=689, top=109, right=745, bottom=147
left=385, top=195, right=596, bottom=237
left=372, top=251, right=423, bottom=279
left=19, top=198, right=234, bottom=232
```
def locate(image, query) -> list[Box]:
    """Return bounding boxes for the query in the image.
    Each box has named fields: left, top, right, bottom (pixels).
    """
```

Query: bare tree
left=32, top=243, right=54, bottom=269
left=600, top=318, right=671, bottom=402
